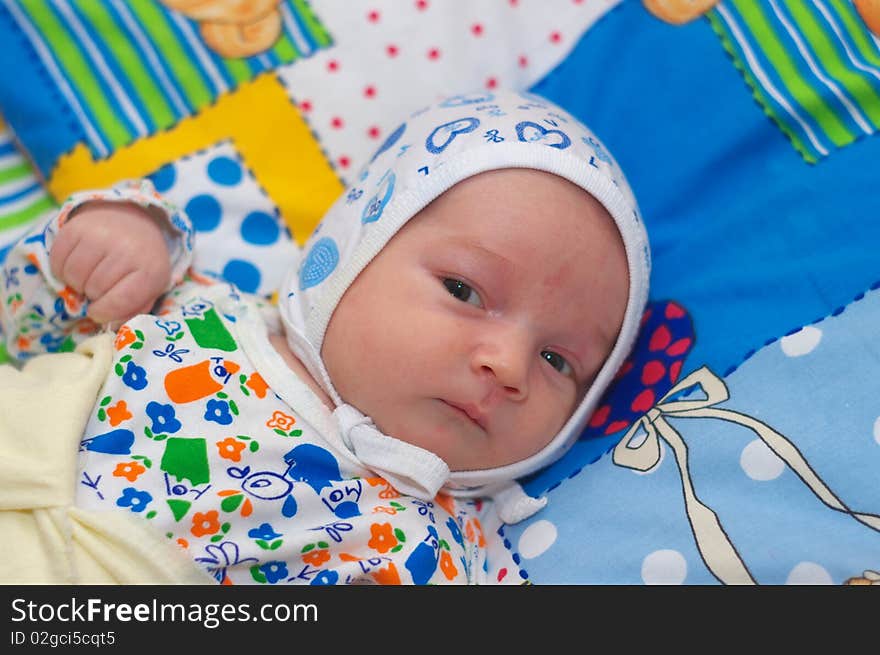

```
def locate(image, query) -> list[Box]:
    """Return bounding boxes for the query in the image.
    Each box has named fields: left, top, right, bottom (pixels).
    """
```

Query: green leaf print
left=394, top=528, right=406, bottom=543
left=391, top=545, right=403, bottom=553
left=114, top=363, right=123, bottom=376
left=301, top=543, right=315, bottom=553
left=250, top=565, right=267, bottom=584
left=97, top=408, right=106, bottom=422
left=210, top=534, right=223, bottom=543
left=99, top=396, right=112, bottom=407
left=146, top=510, right=156, bottom=520
left=249, top=441, right=259, bottom=453
left=130, top=342, right=143, bottom=350
left=269, top=540, right=282, bottom=550
left=220, top=494, right=244, bottom=513
left=132, top=455, right=152, bottom=469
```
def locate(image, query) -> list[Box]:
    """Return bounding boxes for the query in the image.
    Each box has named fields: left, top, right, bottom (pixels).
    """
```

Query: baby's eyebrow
left=442, top=237, right=515, bottom=275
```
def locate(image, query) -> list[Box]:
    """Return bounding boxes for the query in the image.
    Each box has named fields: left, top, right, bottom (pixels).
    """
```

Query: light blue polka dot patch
left=240, top=210, right=280, bottom=245
left=146, top=142, right=296, bottom=298
left=299, top=237, right=339, bottom=290
left=185, top=194, right=222, bottom=232
left=223, top=259, right=261, bottom=294
left=207, top=156, right=243, bottom=186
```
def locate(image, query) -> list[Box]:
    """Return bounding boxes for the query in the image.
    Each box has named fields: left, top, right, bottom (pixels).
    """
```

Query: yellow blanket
left=0, top=333, right=211, bottom=585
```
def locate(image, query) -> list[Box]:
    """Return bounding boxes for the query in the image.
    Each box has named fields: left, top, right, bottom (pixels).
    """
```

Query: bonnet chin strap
left=333, top=404, right=450, bottom=500
left=333, top=404, right=547, bottom=524
left=489, top=483, right=547, bottom=525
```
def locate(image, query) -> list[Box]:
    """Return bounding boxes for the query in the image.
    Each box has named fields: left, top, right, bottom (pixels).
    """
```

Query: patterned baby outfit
left=0, top=182, right=486, bottom=585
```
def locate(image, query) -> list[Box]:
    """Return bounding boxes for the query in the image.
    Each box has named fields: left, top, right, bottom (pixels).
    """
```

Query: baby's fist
left=49, top=200, right=172, bottom=326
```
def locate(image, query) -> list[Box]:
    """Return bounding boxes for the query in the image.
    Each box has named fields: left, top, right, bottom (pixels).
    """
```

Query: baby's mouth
left=441, top=399, right=488, bottom=431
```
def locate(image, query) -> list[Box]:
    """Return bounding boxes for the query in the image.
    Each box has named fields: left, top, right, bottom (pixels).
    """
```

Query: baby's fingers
left=87, top=269, right=161, bottom=325
left=51, top=234, right=104, bottom=294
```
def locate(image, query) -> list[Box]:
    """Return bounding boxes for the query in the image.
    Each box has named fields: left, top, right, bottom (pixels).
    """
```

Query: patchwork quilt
left=0, top=0, right=878, bottom=585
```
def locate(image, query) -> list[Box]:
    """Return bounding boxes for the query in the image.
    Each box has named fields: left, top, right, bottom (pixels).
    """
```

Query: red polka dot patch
left=279, top=0, right=622, bottom=183
left=583, top=299, right=695, bottom=439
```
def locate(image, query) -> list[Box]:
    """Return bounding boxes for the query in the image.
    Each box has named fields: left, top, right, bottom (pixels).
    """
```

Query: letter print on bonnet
left=278, top=89, right=651, bottom=524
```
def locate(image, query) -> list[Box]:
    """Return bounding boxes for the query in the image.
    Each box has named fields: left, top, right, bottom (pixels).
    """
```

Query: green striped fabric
left=6, top=0, right=332, bottom=159
left=708, top=0, right=880, bottom=163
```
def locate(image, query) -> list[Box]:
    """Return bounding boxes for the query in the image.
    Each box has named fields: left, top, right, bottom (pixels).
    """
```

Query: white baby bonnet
left=279, top=89, right=650, bottom=523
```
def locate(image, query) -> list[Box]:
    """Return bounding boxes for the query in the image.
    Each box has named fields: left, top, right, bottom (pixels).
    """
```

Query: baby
left=0, top=90, right=649, bottom=585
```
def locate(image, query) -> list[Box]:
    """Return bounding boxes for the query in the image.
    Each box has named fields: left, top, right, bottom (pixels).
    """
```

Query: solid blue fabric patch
left=530, top=0, right=880, bottom=382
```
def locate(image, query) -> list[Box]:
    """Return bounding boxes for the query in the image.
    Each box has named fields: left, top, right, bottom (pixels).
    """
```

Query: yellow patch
left=48, top=74, right=342, bottom=245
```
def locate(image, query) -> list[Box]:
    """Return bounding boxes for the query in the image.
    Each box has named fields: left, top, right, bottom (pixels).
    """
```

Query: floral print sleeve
left=0, top=179, right=194, bottom=362
left=77, top=281, right=488, bottom=584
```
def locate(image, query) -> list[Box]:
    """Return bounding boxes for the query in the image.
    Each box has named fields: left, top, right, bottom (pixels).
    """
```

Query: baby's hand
left=49, top=200, right=172, bottom=326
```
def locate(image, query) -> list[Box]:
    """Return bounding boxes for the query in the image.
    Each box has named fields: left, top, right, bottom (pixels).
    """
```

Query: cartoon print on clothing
left=0, top=183, right=483, bottom=585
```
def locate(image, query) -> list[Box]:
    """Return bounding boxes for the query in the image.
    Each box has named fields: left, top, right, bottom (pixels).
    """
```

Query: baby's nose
left=472, top=327, right=531, bottom=400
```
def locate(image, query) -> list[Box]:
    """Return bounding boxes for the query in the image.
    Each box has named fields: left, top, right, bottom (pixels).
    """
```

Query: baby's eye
left=541, top=350, right=573, bottom=377
left=442, top=278, right=482, bottom=307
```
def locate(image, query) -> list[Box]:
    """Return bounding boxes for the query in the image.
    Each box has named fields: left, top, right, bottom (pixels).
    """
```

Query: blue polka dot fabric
left=148, top=144, right=298, bottom=298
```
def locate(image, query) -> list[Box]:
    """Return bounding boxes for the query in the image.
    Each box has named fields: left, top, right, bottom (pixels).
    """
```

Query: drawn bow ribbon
left=613, top=366, right=880, bottom=585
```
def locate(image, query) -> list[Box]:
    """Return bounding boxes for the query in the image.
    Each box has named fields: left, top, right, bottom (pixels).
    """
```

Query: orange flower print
left=368, top=522, right=398, bottom=554
left=106, top=400, right=133, bottom=426
left=302, top=548, right=331, bottom=567
left=439, top=550, right=458, bottom=581
left=114, top=325, right=136, bottom=350
left=266, top=410, right=296, bottom=432
left=245, top=372, right=268, bottom=399
left=216, top=436, right=246, bottom=462
left=372, top=561, right=402, bottom=585
left=58, top=285, right=83, bottom=313
left=366, top=476, right=401, bottom=499
left=77, top=317, right=100, bottom=334
left=191, top=510, right=221, bottom=537
left=472, top=518, right=486, bottom=548
left=112, top=461, right=146, bottom=482
left=435, top=492, right=455, bottom=516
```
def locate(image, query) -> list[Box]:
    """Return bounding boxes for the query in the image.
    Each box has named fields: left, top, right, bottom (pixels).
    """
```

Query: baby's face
left=322, top=169, right=629, bottom=471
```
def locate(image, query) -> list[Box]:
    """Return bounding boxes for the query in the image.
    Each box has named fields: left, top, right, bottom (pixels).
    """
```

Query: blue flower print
left=145, top=401, right=182, bottom=435
left=446, top=516, right=463, bottom=546
left=116, top=487, right=152, bottom=513
left=248, top=523, right=282, bottom=540
left=40, top=332, right=65, bottom=352
left=311, top=570, right=339, bottom=585
left=205, top=398, right=233, bottom=425
left=121, top=360, right=148, bottom=390
left=260, top=561, right=288, bottom=584
left=154, top=318, right=181, bottom=336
